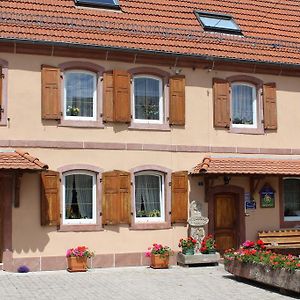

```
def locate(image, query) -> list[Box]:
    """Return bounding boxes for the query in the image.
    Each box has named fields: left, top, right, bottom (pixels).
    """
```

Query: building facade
left=0, top=0, right=299, bottom=271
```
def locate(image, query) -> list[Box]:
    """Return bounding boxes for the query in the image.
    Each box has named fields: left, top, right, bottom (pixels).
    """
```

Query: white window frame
left=231, top=82, right=257, bottom=129
left=132, top=75, right=163, bottom=124
left=283, top=177, right=300, bottom=222
left=134, top=171, right=165, bottom=223
left=62, top=170, right=97, bottom=225
left=64, top=70, right=97, bottom=121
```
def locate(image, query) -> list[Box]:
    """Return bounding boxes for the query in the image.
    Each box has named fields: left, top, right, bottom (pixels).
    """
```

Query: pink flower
left=145, top=251, right=151, bottom=257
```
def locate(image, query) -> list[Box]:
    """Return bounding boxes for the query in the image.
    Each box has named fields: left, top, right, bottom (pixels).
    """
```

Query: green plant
left=178, top=237, right=197, bottom=250
left=145, top=243, right=173, bottom=257
left=224, top=240, right=300, bottom=271
left=200, top=235, right=216, bottom=254
left=66, top=246, right=94, bottom=258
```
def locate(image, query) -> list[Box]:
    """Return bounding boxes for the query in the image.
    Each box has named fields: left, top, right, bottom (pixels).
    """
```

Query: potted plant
left=145, top=243, right=173, bottom=269
left=66, top=245, right=94, bottom=272
left=178, top=237, right=197, bottom=255
left=224, top=239, right=300, bottom=293
left=200, top=235, right=216, bottom=254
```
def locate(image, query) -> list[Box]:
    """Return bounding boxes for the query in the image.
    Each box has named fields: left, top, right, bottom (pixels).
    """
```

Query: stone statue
left=188, top=200, right=209, bottom=253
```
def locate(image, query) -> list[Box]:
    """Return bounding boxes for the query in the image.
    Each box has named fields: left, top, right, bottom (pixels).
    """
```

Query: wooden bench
left=258, top=229, right=300, bottom=255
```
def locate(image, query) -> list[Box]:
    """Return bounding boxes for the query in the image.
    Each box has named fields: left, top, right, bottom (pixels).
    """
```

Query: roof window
left=195, top=11, right=242, bottom=35
left=75, top=0, right=120, bottom=9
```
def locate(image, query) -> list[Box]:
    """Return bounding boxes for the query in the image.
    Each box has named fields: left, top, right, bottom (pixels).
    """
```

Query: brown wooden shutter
left=263, top=83, right=277, bottom=130
left=41, top=65, right=61, bottom=120
left=0, top=66, right=3, bottom=121
left=103, top=72, right=114, bottom=122
left=169, top=75, right=185, bottom=125
left=113, top=70, right=131, bottom=123
left=213, top=78, right=230, bottom=128
left=41, top=171, right=60, bottom=226
left=102, top=171, right=131, bottom=225
left=171, top=171, right=188, bottom=223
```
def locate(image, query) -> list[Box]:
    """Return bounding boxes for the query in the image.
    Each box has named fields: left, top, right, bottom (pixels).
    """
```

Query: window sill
left=130, top=222, right=171, bottom=230
left=229, top=127, right=264, bottom=135
left=58, top=224, right=104, bottom=232
left=59, top=119, right=104, bottom=128
left=128, top=123, right=171, bottom=132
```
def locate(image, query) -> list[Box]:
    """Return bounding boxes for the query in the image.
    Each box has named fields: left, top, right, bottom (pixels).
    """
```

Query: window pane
left=65, top=72, right=95, bottom=118
left=232, top=84, right=254, bottom=125
left=135, top=174, right=162, bottom=218
left=134, top=77, right=160, bottom=121
left=200, top=16, right=239, bottom=30
left=284, top=179, right=300, bottom=217
left=65, top=174, right=93, bottom=220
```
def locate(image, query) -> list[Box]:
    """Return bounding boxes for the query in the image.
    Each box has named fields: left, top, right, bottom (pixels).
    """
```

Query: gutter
left=1, top=37, right=299, bottom=71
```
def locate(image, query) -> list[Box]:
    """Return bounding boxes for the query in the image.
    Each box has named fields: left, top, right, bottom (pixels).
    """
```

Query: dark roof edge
left=1, top=37, right=300, bottom=71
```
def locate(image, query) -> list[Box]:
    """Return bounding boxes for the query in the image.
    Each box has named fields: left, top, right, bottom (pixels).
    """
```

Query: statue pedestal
left=177, top=252, right=220, bottom=267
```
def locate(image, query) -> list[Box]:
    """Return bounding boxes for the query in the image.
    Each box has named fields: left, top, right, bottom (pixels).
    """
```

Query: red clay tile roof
left=1, top=0, right=300, bottom=65
left=192, top=157, right=300, bottom=175
left=0, top=150, right=48, bottom=170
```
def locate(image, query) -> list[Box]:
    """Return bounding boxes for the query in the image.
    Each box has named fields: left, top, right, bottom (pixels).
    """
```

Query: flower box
left=67, top=256, right=88, bottom=272
left=225, top=257, right=300, bottom=294
left=150, top=254, right=170, bottom=269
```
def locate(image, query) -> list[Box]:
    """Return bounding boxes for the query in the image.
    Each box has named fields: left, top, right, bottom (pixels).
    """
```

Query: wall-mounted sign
left=260, top=184, right=275, bottom=208
left=244, top=192, right=256, bottom=210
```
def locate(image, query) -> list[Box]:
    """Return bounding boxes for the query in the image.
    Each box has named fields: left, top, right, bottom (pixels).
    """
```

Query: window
left=63, top=170, right=97, bottom=225
left=195, top=11, right=242, bottom=35
left=64, top=70, right=97, bottom=121
left=283, top=178, right=300, bottom=222
left=134, top=171, right=165, bottom=223
left=75, top=0, right=120, bottom=9
left=133, top=75, right=163, bottom=124
left=231, top=83, right=257, bottom=128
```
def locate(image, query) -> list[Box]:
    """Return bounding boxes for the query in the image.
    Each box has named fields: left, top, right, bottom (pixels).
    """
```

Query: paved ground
left=0, top=264, right=297, bottom=300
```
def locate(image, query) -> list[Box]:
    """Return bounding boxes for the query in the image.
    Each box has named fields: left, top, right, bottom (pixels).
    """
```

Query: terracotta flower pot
left=67, top=256, right=88, bottom=272
left=150, top=253, right=170, bottom=269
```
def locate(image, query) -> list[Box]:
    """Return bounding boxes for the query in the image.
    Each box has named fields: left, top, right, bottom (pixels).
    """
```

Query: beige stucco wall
left=0, top=52, right=295, bottom=258
left=0, top=52, right=300, bottom=148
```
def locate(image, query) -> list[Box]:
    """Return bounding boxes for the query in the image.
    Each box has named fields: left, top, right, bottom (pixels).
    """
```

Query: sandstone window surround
left=213, top=75, right=277, bottom=135
left=41, top=61, right=104, bottom=128
left=280, top=177, right=300, bottom=228
left=0, top=59, right=8, bottom=126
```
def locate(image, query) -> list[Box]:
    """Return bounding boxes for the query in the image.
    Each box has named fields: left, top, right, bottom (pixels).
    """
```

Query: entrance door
left=0, top=180, right=3, bottom=262
left=214, top=194, right=238, bottom=254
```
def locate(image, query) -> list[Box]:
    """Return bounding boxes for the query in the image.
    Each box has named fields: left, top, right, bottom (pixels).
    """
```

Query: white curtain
left=74, top=174, right=93, bottom=219
left=135, top=174, right=161, bottom=216
left=134, top=77, right=160, bottom=120
left=232, top=84, right=253, bottom=125
left=65, top=72, right=95, bottom=117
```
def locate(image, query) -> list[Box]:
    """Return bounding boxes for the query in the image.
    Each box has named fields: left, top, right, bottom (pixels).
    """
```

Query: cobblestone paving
left=0, top=265, right=297, bottom=300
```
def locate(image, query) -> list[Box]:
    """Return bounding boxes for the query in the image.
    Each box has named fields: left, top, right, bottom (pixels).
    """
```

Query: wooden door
left=214, top=194, right=238, bottom=254
left=0, top=180, right=3, bottom=262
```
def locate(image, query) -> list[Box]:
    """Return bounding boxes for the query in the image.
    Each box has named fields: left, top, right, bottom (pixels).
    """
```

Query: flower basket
left=151, top=254, right=170, bottom=269
left=178, top=237, right=197, bottom=255
left=66, top=246, right=94, bottom=272
left=145, top=243, right=173, bottom=269
left=67, top=256, right=88, bottom=272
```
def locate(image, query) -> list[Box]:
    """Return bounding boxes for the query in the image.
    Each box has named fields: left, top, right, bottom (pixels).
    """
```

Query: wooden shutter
left=213, top=78, right=230, bottom=128
left=41, top=171, right=60, bottom=226
left=102, top=171, right=131, bottom=225
left=0, top=67, right=2, bottom=120
left=41, top=65, right=61, bottom=120
left=103, top=72, right=114, bottom=122
left=263, top=83, right=277, bottom=130
left=169, top=75, right=185, bottom=125
left=171, top=171, right=188, bottom=223
left=113, top=70, right=131, bottom=123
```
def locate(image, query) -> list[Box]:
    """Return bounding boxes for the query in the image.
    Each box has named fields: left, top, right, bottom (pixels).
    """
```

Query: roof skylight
left=195, top=11, right=242, bottom=35
left=75, top=0, right=120, bottom=9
